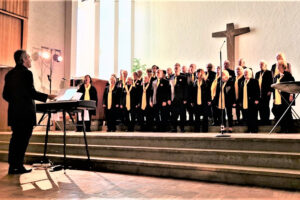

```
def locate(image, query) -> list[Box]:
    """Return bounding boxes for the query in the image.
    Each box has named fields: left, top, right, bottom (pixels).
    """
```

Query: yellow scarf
left=141, top=83, right=150, bottom=110
left=258, top=71, right=265, bottom=92
left=125, top=84, right=133, bottom=111
left=197, top=80, right=202, bottom=105
left=243, top=80, right=249, bottom=109
left=84, top=84, right=91, bottom=100
left=107, top=85, right=114, bottom=110
left=211, top=75, right=219, bottom=100
left=235, top=75, right=243, bottom=100
left=274, top=75, right=284, bottom=105
left=218, top=81, right=227, bottom=109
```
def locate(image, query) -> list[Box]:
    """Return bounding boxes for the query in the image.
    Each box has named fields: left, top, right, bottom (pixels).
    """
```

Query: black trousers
left=235, top=104, right=243, bottom=123
left=105, top=108, right=117, bottom=131
left=186, top=103, right=194, bottom=123
left=272, top=104, right=293, bottom=132
left=194, top=105, right=209, bottom=132
left=153, top=104, right=169, bottom=132
left=76, top=112, right=92, bottom=132
left=212, top=105, right=221, bottom=125
left=124, top=109, right=136, bottom=131
left=141, top=106, right=153, bottom=131
left=171, top=100, right=186, bottom=131
left=218, top=106, right=233, bottom=128
left=258, top=95, right=271, bottom=124
left=243, top=105, right=258, bottom=132
left=9, top=124, right=33, bottom=168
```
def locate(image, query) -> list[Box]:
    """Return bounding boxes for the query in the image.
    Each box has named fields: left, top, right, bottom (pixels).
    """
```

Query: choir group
left=100, top=53, right=295, bottom=133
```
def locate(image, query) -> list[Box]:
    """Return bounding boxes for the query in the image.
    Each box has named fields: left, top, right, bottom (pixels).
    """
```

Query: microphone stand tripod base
left=216, top=125, right=231, bottom=137
left=216, top=133, right=231, bottom=137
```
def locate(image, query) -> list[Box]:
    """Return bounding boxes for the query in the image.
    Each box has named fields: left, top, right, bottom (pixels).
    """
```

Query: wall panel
left=0, top=13, right=22, bottom=67
left=0, top=0, right=29, bottom=18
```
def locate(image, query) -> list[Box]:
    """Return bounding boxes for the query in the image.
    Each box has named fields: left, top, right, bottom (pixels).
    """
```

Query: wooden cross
left=212, top=23, right=250, bottom=69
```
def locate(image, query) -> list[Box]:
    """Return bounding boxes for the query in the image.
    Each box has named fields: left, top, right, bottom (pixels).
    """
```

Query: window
left=76, top=0, right=95, bottom=77
left=118, top=0, right=132, bottom=74
left=76, top=0, right=133, bottom=80
left=99, top=0, right=115, bottom=80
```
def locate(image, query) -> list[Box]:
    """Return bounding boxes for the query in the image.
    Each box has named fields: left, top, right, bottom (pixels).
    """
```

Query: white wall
left=134, top=0, right=300, bottom=114
left=27, top=0, right=66, bottom=94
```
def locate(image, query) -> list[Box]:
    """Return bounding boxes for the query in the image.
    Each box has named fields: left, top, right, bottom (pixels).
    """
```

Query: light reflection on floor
left=0, top=162, right=300, bottom=199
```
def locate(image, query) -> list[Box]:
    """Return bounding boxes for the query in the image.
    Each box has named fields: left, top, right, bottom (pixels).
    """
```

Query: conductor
left=2, top=50, right=56, bottom=174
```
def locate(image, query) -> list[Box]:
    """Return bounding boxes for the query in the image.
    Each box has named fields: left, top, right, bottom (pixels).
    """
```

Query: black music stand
left=269, top=81, right=300, bottom=134
left=37, top=104, right=93, bottom=172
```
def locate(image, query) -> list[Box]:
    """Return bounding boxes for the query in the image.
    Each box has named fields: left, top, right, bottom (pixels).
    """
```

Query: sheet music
left=71, top=92, right=83, bottom=100
left=56, top=87, right=79, bottom=101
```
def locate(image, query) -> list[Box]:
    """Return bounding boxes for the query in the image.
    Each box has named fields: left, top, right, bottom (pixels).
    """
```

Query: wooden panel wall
left=0, top=0, right=28, bottom=131
left=0, top=0, right=28, bottom=67
left=0, top=67, right=13, bottom=131
left=92, top=79, right=108, bottom=120
left=0, top=14, right=22, bottom=67
left=0, top=0, right=29, bottom=18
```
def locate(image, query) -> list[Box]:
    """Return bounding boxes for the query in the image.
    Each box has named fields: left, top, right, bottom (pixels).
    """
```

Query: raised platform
left=1, top=131, right=300, bottom=190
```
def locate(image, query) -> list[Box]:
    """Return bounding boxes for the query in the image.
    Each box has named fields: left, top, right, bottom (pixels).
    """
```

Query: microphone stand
left=47, top=49, right=53, bottom=94
left=216, top=40, right=230, bottom=137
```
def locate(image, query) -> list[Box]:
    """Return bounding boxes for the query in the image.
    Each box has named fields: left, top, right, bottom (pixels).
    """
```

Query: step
left=1, top=141, right=300, bottom=170
left=1, top=132, right=300, bottom=152
left=0, top=150, right=299, bottom=190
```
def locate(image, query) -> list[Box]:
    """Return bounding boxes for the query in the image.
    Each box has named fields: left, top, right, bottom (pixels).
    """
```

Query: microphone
left=220, top=40, right=226, bottom=50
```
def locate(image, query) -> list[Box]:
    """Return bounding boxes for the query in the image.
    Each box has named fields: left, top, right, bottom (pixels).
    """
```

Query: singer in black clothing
left=186, top=64, right=197, bottom=124
left=272, top=61, right=295, bottom=133
left=151, top=70, right=171, bottom=132
left=191, top=69, right=211, bottom=132
left=170, top=64, right=188, bottom=132
left=239, top=69, right=260, bottom=133
left=120, top=77, right=137, bottom=131
left=255, top=61, right=273, bottom=125
left=213, top=70, right=236, bottom=133
left=233, top=66, right=245, bottom=125
left=139, top=76, right=153, bottom=131
left=3, top=50, right=56, bottom=174
left=103, top=76, right=120, bottom=132
left=76, top=75, right=98, bottom=132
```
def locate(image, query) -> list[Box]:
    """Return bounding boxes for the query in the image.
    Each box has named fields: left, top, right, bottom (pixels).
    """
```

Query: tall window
left=99, top=0, right=115, bottom=80
left=99, top=0, right=132, bottom=80
left=76, top=0, right=133, bottom=80
left=76, top=0, right=95, bottom=77
left=118, top=0, right=132, bottom=73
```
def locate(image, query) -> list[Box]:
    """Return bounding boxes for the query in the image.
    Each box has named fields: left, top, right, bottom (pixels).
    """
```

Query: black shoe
left=9, top=167, right=32, bottom=175
left=227, top=130, right=232, bottom=133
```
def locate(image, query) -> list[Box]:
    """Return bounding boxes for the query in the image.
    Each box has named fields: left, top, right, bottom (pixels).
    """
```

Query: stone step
left=55, top=119, right=300, bottom=132
left=1, top=141, right=299, bottom=170
left=0, top=150, right=299, bottom=190
left=1, top=132, right=300, bottom=152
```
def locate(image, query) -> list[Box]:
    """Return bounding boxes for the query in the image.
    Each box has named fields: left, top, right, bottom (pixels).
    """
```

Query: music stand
left=269, top=81, right=300, bottom=134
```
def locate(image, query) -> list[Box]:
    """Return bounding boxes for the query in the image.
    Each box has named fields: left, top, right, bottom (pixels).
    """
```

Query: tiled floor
left=0, top=162, right=299, bottom=199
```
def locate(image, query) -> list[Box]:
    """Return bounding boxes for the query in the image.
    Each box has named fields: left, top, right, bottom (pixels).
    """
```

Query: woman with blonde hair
left=271, top=52, right=292, bottom=77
